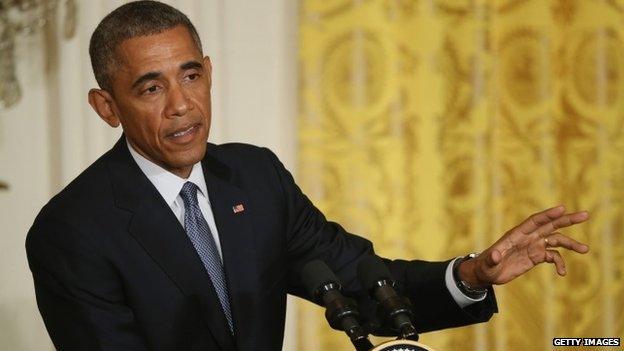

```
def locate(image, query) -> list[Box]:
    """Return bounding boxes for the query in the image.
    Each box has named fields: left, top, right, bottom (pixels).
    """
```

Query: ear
left=203, top=56, right=212, bottom=88
left=88, top=88, right=121, bottom=128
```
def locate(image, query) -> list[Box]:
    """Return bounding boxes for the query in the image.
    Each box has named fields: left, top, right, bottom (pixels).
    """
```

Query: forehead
left=114, top=25, right=201, bottom=76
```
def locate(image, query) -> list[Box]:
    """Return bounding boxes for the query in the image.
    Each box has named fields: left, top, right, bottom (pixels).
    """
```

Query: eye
left=186, top=73, right=200, bottom=81
left=142, top=85, right=161, bottom=95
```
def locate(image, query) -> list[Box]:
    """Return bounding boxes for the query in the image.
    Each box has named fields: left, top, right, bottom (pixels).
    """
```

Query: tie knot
left=180, top=181, right=199, bottom=207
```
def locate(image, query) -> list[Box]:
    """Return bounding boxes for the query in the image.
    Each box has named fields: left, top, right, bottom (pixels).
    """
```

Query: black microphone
left=301, top=260, right=374, bottom=351
left=357, top=255, right=419, bottom=341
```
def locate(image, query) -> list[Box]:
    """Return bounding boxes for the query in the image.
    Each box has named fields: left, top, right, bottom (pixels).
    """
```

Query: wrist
left=458, top=257, right=486, bottom=288
left=453, top=254, right=489, bottom=297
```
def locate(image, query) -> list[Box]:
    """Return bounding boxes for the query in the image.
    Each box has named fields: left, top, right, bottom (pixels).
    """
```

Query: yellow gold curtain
left=297, top=0, right=624, bottom=350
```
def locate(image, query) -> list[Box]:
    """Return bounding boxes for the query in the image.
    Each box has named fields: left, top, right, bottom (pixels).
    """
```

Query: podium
left=370, top=339, right=436, bottom=351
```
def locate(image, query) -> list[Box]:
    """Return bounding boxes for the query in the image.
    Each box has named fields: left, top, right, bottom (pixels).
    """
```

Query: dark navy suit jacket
left=26, top=137, right=497, bottom=351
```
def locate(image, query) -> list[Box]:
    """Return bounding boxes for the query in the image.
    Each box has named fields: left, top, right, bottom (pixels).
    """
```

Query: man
left=26, top=1, right=590, bottom=351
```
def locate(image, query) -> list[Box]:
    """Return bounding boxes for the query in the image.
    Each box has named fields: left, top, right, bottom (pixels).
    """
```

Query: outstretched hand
left=459, top=206, right=590, bottom=288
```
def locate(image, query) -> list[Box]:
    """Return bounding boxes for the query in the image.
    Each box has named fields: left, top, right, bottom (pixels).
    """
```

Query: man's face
left=105, top=25, right=211, bottom=176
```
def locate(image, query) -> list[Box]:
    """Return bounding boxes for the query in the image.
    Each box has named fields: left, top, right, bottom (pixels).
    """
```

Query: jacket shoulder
left=31, top=149, right=118, bottom=230
left=207, top=142, right=271, bottom=160
left=205, top=142, right=284, bottom=175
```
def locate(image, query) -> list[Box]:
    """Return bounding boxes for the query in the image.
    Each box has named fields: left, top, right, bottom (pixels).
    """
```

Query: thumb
left=485, top=249, right=501, bottom=267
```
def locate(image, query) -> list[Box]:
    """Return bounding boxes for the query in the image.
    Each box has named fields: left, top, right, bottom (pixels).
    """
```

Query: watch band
left=452, top=253, right=488, bottom=298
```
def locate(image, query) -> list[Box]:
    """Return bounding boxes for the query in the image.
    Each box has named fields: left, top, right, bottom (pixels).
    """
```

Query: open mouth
left=166, top=123, right=201, bottom=144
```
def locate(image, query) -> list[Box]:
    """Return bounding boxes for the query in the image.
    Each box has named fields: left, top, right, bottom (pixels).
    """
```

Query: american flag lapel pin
left=232, top=203, right=245, bottom=214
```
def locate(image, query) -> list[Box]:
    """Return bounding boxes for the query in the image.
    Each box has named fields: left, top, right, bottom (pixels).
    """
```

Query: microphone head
left=357, top=255, right=395, bottom=290
left=301, top=259, right=341, bottom=299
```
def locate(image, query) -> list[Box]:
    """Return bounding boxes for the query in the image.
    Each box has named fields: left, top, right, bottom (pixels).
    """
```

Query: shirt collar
left=126, top=139, right=208, bottom=206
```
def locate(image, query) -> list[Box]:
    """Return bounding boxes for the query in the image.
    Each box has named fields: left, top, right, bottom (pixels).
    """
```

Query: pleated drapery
left=297, top=1, right=624, bottom=350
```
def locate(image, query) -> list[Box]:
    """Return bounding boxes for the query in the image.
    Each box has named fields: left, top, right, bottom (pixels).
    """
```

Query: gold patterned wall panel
left=298, top=0, right=624, bottom=350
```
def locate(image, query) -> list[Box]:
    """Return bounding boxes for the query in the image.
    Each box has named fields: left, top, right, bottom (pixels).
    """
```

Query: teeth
left=172, top=125, right=194, bottom=137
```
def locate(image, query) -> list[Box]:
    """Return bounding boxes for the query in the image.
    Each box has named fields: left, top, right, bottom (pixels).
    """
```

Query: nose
left=165, top=84, right=193, bottom=117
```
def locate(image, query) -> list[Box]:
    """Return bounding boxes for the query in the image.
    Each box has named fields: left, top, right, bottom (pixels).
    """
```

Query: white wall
left=0, top=1, right=298, bottom=350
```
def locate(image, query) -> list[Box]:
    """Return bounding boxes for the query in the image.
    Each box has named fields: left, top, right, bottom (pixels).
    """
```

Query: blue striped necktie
left=179, top=181, right=233, bottom=333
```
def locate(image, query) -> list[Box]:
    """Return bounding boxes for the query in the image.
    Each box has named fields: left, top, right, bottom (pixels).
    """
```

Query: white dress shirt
left=126, top=140, right=485, bottom=307
left=127, top=140, right=223, bottom=261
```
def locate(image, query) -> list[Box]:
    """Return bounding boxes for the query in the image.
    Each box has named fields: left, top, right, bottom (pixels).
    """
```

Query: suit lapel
left=106, top=138, right=236, bottom=350
left=202, top=151, right=261, bottom=350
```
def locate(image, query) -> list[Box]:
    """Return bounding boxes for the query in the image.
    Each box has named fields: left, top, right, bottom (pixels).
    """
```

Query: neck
left=126, top=139, right=194, bottom=179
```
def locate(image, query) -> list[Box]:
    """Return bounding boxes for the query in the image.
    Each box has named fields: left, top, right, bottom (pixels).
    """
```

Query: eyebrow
left=131, top=60, right=204, bottom=89
left=132, top=71, right=161, bottom=90
left=180, top=60, right=203, bottom=71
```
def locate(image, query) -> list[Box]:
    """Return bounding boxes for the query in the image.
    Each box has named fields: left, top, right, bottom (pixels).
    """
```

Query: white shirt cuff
left=445, top=257, right=487, bottom=308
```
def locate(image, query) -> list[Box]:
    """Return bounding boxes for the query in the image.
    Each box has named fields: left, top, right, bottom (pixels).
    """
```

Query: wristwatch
left=452, top=252, right=488, bottom=298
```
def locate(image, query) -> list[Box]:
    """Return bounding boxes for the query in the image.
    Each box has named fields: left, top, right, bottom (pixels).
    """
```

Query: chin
left=171, top=145, right=206, bottom=166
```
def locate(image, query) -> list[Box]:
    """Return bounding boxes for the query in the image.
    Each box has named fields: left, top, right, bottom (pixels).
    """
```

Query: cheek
left=189, top=84, right=211, bottom=110
left=130, top=113, right=166, bottom=149
left=137, top=105, right=166, bottom=135
left=115, top=99, right=168, bottom=150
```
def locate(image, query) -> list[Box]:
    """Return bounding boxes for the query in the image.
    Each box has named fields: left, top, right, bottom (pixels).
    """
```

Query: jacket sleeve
left=261, top=147, right=497, bottom=334
left=26, top=216, right=150, bottom=351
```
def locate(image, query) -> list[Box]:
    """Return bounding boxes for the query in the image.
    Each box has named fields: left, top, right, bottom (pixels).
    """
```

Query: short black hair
left=89, top=0, right=203, bottom=91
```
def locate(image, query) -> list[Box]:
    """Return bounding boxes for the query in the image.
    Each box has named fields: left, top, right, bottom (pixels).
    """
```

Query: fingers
left=544, top=232, right=589, bottom=253
left=545, top=249, right=566, bottom=275
left=535, top=211, right=589, bottom=237
left=517, top=206, right=566, bottom=234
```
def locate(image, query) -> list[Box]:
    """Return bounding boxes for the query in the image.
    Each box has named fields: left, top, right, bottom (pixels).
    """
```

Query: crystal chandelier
left=0, top=0, right=76, bottom=109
